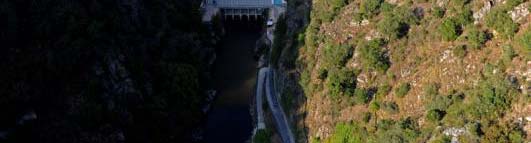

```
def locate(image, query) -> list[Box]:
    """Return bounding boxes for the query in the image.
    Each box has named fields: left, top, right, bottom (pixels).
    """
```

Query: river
left=204, top=17, right=263, bottom=143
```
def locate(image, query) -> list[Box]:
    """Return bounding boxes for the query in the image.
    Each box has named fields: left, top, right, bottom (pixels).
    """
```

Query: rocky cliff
left=0, top=0, right=213, bottom=142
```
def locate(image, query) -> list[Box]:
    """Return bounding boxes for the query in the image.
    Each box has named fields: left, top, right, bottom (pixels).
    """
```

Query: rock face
left=473, top=1, right=494, bottom=24
left=0, top=0, right=212, bottom=142
left=509, top=3, right=530, bottom=23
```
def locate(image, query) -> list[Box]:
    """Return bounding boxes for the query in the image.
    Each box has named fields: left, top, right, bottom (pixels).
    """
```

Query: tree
left=426, top=109, right=445, bottom=122
left=383, top=102, right=399, bottom=114
left=466, top=27, right=487, bottom=49
left=485, top=8, right=518, bottom=39
left=432, top=7, right=445, bottom=18
left=359, top=0, right=384, bottom=18
left=254, top=129, right=272, bottom=143
left=452, top=45, right=467, bottom=59
left=394, top=83, right=410, bottom=98
left=327, top=68, right=358, bottom=97
left=439, top=18, right=460, bottom=41
left=358, top=39, right=389, bottom=72
left=353, top=88, right=370, bottom=104
left=324, top=44, right=353, bottom=68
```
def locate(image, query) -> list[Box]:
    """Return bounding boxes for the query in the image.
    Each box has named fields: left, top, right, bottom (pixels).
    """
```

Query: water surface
left=204, top=17, right=263, bottom=143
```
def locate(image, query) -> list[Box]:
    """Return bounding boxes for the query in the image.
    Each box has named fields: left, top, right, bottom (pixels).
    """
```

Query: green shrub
left=502, top=45, right=516, bottom=63
left=453, top=45, right=467, bottom=59
left=485, top=8, right=518, bottom=39
left=378, top=13, right=405, bottom=40
left=519, top=29, right=530, bottom=51
left=358, top=39, right=390, bottom=72
left=327, top=0, right=348, bottom=22
left=426, top=109, right=445, bottom=122
left=505, top=0, right=524, bottom=9
left=353, top=88, right=370, bottom=104
left=451, top=0, right=470, bottom=7
left=318, top=68, right=329, bottom=80
left=380, top=2, right=396, bottom=14
left=382, top=101, right=399, bottom=114
left=432, top=7, right=445, bottom=18
left=362, top=112, right=372, bottom=123
left=453, top=9, right=473, bottom=26
left=324, top=44, right=353, bottom=68
left=394, top=83, right=410, bottom=98
left=369, top=101, right=381, bottom=111
left=438, top=18, right=460, bottom=41
left=466, top=27, right=488, bottom=49
left=376, top=83, right=391, bottom=98
left=254, top=129, right=272, bottom=143
left=327, top=68, right=358, bottom=97
left=329, top=122, right=367, bottom=143
left=423, top=83, right=439, bottom=97
left=359, top=0, right=384, bottom=18
left=431, top=136, right=452, bottom=143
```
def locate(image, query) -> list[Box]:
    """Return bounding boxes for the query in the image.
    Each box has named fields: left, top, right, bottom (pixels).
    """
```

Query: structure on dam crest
left=201, top=0, right=285, bottom=22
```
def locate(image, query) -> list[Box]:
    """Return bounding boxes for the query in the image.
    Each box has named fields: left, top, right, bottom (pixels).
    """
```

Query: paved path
left=255, top=68, right=268, bottom=130
left=265, top=69, right=295, bottom=143
left=205, top=0, right=272, bottom=8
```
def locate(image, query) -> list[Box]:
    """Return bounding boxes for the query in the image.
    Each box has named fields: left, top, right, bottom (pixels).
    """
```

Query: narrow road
left=264, top=69, right=295, bottom=143
left=255, top=68, right=268, bottom=130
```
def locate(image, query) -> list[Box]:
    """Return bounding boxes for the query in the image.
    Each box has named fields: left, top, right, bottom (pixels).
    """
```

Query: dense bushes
left=376, top=4, right=420, bottom=40
left=323, top=44, right=353, bottom=68
left=453, top=45, right=467, bottom=59
left=466, top=27, right=488, bottom=49
left=0, top=0, right=209, bottom=142
left=327, top=68, right=358, bottom=97
left=519, top=29, right=530, bottom=52
left=350, top=88, right=370, bottom=104
left=432, top=7, right=445, bottom=18
left=357, top=0, right=384, bottom=19
left=485, top=8, right=518, bottom=39
left=382, top=101, right=399, bottom=114
left=358, top=39, right=390, bottom=72
left=439, top=18, right=460, bottom=41
left=426, top=109, right=445, bottom=122
left=254, top=129, right=272, bottom=143
left=329, top=122, right=367, bottom=143
left=502, top=45, right=516, bottom=63
left=394, top=83, right=410, bottom=98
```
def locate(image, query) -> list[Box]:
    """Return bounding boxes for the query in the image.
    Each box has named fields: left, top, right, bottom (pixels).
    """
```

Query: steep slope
left=0, top=0, right=212, bottom=142
left=273, top=0, right=530, bottom=142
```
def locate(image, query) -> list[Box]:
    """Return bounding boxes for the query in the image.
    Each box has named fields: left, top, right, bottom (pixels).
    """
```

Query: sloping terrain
left=273, top=0, right=530, bottom=142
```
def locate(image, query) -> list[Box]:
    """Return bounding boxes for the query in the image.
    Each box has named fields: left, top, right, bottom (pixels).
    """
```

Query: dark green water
left=204, top=17, right=263, bottom=143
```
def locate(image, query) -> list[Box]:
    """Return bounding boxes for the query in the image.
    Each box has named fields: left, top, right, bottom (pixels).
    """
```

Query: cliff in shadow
left=0, top=0, right=213, bottom=142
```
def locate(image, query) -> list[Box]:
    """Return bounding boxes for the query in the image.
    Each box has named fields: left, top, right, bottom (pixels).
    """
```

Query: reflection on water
left=204, top=17, right=264, bottom=143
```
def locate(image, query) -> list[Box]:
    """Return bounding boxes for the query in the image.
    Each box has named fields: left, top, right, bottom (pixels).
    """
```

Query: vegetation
left=286, top=0, right=529, bottom=142
left=254, top=129, right=272, bottom=143
left=466, top=27, right=488, bottom=49
left=484, top=7, right=518, bottom=39
left=358, top=39, right=390, bottom=72
left=0, top=0, right=210, bottom=142
left=453, top=45, right=467, bottom=59
left=352, top=88, right=370, bottom=104
left=382, top=101, right=399, bottom=114
left=272, top=15, right=288, bottom=66
left=518, top=29, right=531, bottom=55
left=358, top=0, right=384, bottom=19
left=329, top=122, right=367, bottom=143
left=439, top=18, right=460, bottom=41
left=426, top=109, right=445, bottom=122
left=432, top=7, right=445, bottom=18
left=323, top=44, right=353, bottom=68
left=394, top=83, right=410, bottom=98
left=327, top=68, right=358, bottom=98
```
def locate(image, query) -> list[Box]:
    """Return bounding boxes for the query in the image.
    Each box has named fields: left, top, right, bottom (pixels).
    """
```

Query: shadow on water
left=204, top=16, right=264, bottom=143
